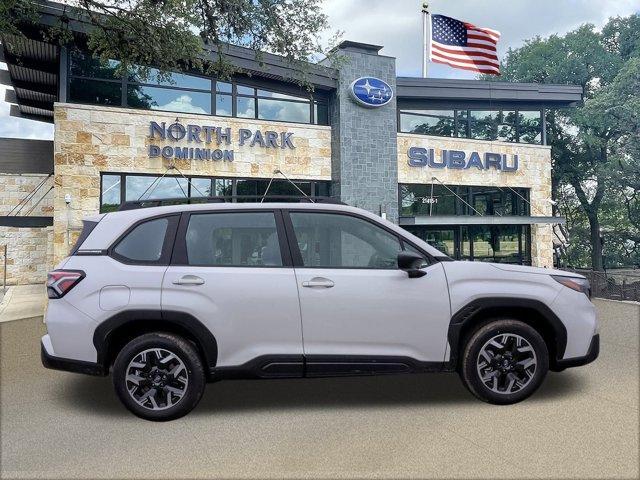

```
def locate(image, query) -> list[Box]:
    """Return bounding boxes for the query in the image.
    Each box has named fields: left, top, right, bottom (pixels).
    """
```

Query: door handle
left=302, top=277, right=335, bottom=288
left=172, top=275, right=205, bottom=286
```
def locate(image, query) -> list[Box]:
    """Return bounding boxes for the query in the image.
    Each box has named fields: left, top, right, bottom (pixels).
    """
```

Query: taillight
left=47, top=270, right=85, bottom=299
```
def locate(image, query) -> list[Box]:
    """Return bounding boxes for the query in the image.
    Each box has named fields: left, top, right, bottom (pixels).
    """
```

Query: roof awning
left=399, top=215, right=566, bottom=226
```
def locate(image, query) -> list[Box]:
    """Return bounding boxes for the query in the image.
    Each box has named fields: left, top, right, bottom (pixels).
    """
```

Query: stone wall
left=397, top=134, right=554, bottom=267
left=0, top=174, right=54, bottom=285
left=0, top=173, right=53, bottom=216
left=325, top=48, right=399, bottom=222
left=53, top=103, right=332, bottom=262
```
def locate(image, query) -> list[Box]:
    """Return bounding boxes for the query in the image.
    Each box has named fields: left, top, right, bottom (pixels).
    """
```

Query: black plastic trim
left=92, top=309, right=219, bottom=373
left=305, top=355, right=444, bottom=377
left=211, top=354, right=445, bottom=380
left=447, top=297, right=568, bottom=369
left=212, top=354, right=304, bottom=379
left=554, top=334, right=599, bottom=370
left=41, top=342, right=106, bottom=376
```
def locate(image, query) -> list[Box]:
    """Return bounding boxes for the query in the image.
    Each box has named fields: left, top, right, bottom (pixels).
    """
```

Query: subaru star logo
left=349, top=77, right=393, bottom=108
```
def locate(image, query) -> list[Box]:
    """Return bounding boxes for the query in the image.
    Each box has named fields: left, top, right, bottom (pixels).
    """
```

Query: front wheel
left=112, top=333, right=206, bottom=421
left=459, top=320, right=549, bottom=405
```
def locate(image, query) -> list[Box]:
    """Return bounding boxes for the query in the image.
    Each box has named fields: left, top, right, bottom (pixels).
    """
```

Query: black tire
left=459, top=319, right=549, bottom=405
left=112, top=332, right=206, bottom=421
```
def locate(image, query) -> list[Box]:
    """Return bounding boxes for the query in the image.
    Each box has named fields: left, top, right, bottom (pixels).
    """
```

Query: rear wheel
left=459, top=320, right=549, bottom=405
left=112, top=333, right=205, bottom=421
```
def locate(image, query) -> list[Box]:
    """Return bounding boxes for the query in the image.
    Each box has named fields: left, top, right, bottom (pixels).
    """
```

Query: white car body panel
left=162, top=266, right=303, bottom=367
left=295, top=263, right=451, bottom=362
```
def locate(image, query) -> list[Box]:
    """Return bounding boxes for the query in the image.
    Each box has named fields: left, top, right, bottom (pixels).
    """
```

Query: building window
left=67, top=48, right=329, bottom=125
left=399, top=184, right=530, bottom=218
left=399, top=108, right=542, bottom=144
left=404, top=225, right=531, bottom=265
left=100, top=173, right=331, bottom=212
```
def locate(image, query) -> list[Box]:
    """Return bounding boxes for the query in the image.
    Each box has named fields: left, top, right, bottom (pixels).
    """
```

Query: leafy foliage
left=484, top=15, right=640, bottom=269
left=2, top=0, right=335, bottom=88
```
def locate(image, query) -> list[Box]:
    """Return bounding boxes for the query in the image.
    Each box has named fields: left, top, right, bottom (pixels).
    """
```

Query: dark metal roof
left=0, top=34, right=59, bottom=122
left=396, top=77, right=583, bottom=108
left=0, top=138, right=54, bottom=174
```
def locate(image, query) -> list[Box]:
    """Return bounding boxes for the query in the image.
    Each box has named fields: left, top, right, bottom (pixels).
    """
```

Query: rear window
left=113, top=218, right=169, bottom=263
left=70, top=220, right=99, bottom=255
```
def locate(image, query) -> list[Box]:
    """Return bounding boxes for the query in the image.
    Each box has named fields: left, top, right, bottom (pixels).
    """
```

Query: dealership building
left=0, top=1, right=582, bottom=285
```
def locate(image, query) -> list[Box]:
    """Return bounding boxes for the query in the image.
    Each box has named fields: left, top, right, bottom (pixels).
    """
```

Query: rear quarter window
left=111, top=216, right=178, bottom=264
left=70, top=220, right=99, bottom=255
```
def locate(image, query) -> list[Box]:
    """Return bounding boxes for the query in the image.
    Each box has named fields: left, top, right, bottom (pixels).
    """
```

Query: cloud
left=321, top=0, right=640, bottom=78
left=155, top=94, right=209, bottom=114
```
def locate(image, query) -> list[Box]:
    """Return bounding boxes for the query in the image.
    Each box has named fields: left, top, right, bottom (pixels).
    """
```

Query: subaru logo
left=349, top=77, right=393, bottom=108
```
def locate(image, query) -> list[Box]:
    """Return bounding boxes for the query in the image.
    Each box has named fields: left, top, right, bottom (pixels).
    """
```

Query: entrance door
left=285, top=210, right=452, bottom=374
left=162, top=210, right=303, bottom=374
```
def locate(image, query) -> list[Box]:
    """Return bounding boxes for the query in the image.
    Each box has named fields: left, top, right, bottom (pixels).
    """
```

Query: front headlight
left=552, top=275, right=591, bottom=298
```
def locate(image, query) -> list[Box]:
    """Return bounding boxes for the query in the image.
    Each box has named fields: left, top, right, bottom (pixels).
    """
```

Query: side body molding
left=446, top=297, right=568, bottom=370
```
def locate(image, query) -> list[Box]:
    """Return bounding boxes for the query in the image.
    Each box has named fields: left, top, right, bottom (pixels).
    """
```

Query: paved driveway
left=1, top=299, right=638, bottom=479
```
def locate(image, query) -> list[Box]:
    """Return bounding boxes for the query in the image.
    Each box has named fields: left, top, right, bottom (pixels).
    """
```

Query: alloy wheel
left=125, top=348, right=189, bottom=411
left=476, top=333, right=537, bottom=394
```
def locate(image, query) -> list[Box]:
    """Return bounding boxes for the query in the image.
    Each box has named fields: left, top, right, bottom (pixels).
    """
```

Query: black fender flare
left=93, top=309, right=218, bottom=373
left=446, top=297, right=568, bottom=369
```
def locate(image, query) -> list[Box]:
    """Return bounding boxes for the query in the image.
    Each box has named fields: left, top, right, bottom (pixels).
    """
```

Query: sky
left=1, top=0, right=639, bottom=140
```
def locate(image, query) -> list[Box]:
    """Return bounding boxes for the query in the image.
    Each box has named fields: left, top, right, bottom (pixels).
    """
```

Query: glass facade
left=399, top=108, right=542, bottom=144
left=399, top=184, right=530, bottom=217
left=100, top=173, right=331, bottom=212
left=400, top=184, right=532, bottom=265
left=405, top=225, right=531, bottom=265
left=68, top=49, right=328, bottom=125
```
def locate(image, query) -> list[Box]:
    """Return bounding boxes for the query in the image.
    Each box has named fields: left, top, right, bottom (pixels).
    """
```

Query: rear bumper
left=554, top=334, right=599, bottom=370
left=41, top=337, right=106, bottom=376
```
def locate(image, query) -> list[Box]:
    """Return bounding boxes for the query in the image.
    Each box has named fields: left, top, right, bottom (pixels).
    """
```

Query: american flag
left=429, top=14, right=501, bottom=75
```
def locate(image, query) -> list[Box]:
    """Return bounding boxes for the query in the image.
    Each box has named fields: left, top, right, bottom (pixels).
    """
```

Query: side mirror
left=397, top=251, right=427, bottom=278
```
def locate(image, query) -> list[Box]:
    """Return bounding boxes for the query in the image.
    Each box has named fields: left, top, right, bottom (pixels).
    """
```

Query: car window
left=289, top=212, right=401, bottom=269
left=185, top=212, right=282, bottom=266
left=113, top=217, right=168, bottom=262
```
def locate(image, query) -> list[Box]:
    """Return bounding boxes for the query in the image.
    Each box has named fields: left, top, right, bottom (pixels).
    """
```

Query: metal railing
left=565, top=268, right=640, bottom=302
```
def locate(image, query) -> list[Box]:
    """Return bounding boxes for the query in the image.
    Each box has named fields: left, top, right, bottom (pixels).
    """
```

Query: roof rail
left=117, top=195, right=347, bottom=211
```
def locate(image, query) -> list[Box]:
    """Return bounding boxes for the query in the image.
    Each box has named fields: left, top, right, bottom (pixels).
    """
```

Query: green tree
left=486, top=16, right=640, bottom=270
left=1, top=0, right=334, bottom=86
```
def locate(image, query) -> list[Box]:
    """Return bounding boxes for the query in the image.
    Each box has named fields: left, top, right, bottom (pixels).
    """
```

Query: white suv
left=42, top=201, right=599, bottom=421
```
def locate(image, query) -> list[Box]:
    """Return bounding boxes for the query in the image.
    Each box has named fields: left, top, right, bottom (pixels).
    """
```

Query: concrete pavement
left=0, top=284, right=47, bottom=323
left=1, top=299, right=638, bottom=479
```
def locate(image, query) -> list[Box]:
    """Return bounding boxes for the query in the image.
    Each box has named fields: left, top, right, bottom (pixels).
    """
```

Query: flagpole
left=422, top=2, right=430, bottom=77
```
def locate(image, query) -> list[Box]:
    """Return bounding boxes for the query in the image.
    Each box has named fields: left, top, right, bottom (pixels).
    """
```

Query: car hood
left=488, top=263, right=585, bottom=279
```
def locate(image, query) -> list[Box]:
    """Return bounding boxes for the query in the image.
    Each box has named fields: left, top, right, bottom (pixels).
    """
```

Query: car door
left=285, top=210, right=451, bottom=375
left=162, top=209, right=304, bottom=376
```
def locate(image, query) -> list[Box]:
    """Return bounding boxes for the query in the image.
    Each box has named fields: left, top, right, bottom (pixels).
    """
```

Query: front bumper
left=41, top=337, right=106, bottom=376
left=554, top=334, right=600, bottom=370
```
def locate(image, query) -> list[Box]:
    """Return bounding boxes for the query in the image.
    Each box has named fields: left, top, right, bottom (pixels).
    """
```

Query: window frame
left=108, top=214, right=180, bottom=266
left=170, top=209, right=293, bottom=268
left=282, top=209, right=435, bottom=269
left=99, top=172, right=332, bottom=212
left=66, top=48, right=329, bottom=125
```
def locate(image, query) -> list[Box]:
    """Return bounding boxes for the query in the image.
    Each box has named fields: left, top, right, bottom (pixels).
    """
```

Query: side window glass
left=185, top=212, right=282, bottom=266
left=289, top=213, right=401, bottom=269
left=113, top=217, right=168, bottom=262
left=403, top=242, right=430, bottom=267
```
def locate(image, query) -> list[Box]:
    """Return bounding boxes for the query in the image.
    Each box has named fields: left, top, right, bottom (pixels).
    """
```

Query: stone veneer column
left=322, top=42, right=398, bottom=222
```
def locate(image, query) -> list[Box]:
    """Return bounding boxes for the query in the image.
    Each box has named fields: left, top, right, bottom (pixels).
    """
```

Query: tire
left=112, top=332, right=206, bottom=421
left=459, top=319, right=549, bottom=405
